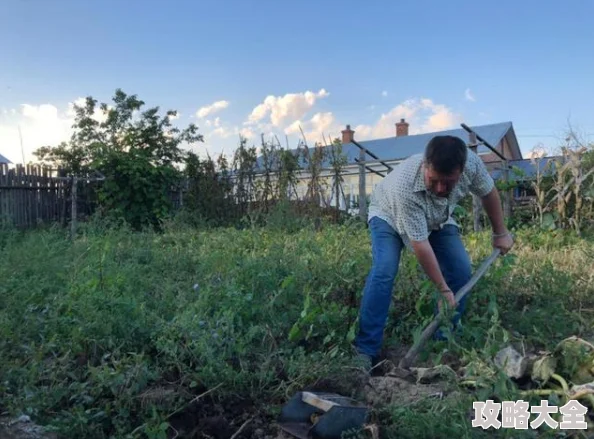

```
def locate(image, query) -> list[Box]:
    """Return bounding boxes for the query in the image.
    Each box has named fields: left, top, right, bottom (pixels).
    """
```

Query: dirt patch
left=363, top=375, right=446, bottom=407
left=167, top=395, right=283, bottom=439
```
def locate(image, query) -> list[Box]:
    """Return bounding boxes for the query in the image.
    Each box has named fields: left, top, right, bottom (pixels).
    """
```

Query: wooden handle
left=301, top=392, right=339, bottom=412
left=398, top=248, right=501, bottom=370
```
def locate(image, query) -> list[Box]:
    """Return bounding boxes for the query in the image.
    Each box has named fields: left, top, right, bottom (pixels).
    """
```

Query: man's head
left=423, top=135, right=468, bottom=197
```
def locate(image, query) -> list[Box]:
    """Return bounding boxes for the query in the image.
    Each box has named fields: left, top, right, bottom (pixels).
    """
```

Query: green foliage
left=0, top=221, right=593, bottom=437
left=34, top=89, right=203, bottom=231
left=182, top=151, right=236, bottom=227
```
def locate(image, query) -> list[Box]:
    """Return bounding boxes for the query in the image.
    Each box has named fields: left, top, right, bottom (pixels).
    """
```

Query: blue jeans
left=354, top=216, right=472, bottom=358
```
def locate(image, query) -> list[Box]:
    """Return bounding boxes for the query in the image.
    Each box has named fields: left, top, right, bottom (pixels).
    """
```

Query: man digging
left=352, top=135, right=514, bottom=375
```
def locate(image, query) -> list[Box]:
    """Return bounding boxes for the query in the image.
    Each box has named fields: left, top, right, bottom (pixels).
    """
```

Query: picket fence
left=0, top=163, right=78, bottom=229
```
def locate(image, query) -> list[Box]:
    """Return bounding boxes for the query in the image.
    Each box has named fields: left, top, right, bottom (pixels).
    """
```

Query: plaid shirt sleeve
left=467, top=151, right=495, bottom=198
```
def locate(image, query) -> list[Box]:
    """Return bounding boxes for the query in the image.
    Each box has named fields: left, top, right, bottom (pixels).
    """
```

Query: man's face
left=423, top=164, right=461, bottom=198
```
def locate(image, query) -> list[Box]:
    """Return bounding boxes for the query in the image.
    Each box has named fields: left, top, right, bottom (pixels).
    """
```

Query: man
left=353, top=135, right=514, bottom=372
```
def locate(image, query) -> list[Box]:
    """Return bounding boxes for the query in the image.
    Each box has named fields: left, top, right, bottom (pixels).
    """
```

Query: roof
left=346, top=121, right=517, bottom=163
left=491, top=156, right=562, bottom=180
left=253, top=121, right=520, bottom=172
left=0, top=153, right=12, bottom=165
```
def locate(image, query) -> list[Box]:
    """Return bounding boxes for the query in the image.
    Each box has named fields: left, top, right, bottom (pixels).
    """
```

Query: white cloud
left=240, top=127, right=254, bottom=139
left=211, top=126, right=237, bottom=139
left=353, top=98, right=463, bottom=140
left=247, top=88, right=329, bottom=127
left=465, top=88, right=476, bottom=102
left=205, top=117, right=222, bottom=128
left=0, top=97, right=140, bottom=164
left=196, top=100, right=229, bottom=118
left=526, top=144, right=549, bottom=159
left=284, top=112, right=339, bottom=145
left=0, top=102, right=74, bottom=163
left=66, top=97, right=111, bottom=124
left=381, top=90, right=388, bottom=97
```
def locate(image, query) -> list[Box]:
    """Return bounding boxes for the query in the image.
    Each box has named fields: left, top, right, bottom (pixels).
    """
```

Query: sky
left=1, top=0, right=593, bottom=164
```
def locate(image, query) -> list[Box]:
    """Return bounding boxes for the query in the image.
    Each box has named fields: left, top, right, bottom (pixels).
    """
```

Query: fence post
left=358, top=147, right=367, bottom=222
left=70, top=176, right=77, bottom=239
left=468, top=133, right=482, bottom=231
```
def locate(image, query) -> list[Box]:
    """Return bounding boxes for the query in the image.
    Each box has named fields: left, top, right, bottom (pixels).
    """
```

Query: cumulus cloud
left=465, top=88, right=476, bottom=102
left=0, top=102, right=75, bottom=163
left=526, top=144, right=549, bottom=159
left=284, top=112, right=339, bottom=145
left=247, top=88, right=329, bottom=127
left=207, top=117, right=221, bottom=128
left=353, top=98, right=463, bottom=140
left=0, top=97, right=142, bottom=163
left=196, top=100, right=229, bottom=118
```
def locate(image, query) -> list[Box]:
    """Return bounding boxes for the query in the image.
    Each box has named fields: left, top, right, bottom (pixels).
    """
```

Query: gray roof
left=0, top=153, right=12, bottom=164
left=343, top=121, right=516, bottom=163
left=491, top=156, right=562, bottom=180
left=253, top=121, right=518, bottom=172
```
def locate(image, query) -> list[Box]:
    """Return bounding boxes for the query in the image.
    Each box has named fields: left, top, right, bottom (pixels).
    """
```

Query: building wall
left=480, top=136, right=518, bottom=166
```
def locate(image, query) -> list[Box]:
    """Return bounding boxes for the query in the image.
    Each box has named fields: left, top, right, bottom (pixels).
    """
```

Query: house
left=250, top=119, right=524, bottom=211
left=276, top=119, right=522, bottom=209
left=0, top=153, right=12, bottom=165
left=333, top=119, right=522, bottom=208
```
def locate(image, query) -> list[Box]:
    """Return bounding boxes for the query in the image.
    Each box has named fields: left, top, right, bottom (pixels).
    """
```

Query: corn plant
left=231, top=136, right=257, bottom=217
left=276, top=145, right=301, bottom=202
left=529, top=153, right=550, bottom=228
left=253, top=135, right=278, bottom=212
left=300, top=138, right=327, bottom=209
left=325, top=136, right=348, bottom=221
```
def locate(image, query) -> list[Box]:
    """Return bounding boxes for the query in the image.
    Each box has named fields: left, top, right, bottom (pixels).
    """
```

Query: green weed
left=0, top=220, right=592, bottom=438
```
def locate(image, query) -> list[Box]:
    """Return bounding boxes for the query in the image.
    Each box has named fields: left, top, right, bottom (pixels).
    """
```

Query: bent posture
left=354, top=135, right=514, bottom=370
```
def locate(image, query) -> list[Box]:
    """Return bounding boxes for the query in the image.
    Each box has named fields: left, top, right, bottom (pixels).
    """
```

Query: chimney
left=396, top=118, right=409, bottom=137
left=341, top=124, right=355, bottom=144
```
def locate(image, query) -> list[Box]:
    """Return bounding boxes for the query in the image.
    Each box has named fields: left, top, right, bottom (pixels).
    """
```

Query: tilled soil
left=0, top=345, right=475, bottom=439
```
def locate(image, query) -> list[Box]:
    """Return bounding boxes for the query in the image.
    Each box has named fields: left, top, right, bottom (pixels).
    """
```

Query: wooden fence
left=0, top=164, right=74, bottom=229
left=0, top=163, right=183, bottom=231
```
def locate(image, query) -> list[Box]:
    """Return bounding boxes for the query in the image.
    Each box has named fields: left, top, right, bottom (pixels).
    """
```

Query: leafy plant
left=34, top=89, right=203, bottom=231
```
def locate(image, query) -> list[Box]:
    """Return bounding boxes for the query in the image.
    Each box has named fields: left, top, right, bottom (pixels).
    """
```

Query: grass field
left=1, top=217, right=593, bottom=438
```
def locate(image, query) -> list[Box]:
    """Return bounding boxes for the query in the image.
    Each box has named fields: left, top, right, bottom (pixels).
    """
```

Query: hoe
left=277, top=248, right=502, bottom=439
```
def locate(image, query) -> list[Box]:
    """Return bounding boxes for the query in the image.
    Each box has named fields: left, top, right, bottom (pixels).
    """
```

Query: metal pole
left=70, top=176, right=77, bottom=239
left=468, top=132, right=482, bottom=232
left=358, top=147, right=367, bottom=222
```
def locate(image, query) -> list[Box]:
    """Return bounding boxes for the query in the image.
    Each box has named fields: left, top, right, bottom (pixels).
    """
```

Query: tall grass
left=0, top=218, right=592, bottom=438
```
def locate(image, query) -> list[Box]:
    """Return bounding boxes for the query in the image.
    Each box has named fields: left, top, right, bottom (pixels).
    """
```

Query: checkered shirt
left=367, top=150, right=495, bottom=250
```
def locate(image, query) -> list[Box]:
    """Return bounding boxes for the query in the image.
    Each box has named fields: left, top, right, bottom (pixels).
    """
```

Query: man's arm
left=397, top=197, right=455, bottom=307
left=411, top=240, right=449, bottom=292
left=411, top=240, right=456, bottom=310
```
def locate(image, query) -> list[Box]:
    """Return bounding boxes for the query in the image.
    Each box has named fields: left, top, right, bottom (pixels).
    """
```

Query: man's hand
left=438, top=289, right=456, bottom=314
left=492, top=232, right=514, bottom=255
left=411, top=239, right=458, bottom=313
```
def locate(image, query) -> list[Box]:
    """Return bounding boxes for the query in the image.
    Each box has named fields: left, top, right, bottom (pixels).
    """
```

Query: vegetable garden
left=1, top=89, right=593, bottom=438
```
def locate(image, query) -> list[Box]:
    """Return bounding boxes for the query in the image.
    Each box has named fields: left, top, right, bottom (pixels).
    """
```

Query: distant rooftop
left=491, top=156, right=562, bottom=180
left=253, top=121, right=520, bottom=172
left=343, top=121, right=518, bottom=162
left=0, top=153, right=12, bottom=165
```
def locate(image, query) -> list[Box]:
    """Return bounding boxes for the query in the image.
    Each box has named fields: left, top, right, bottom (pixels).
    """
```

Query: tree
left=34, top=89, right=204, bottom=230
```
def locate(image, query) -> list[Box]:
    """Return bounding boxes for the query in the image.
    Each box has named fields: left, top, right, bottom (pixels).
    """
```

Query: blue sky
left=1, top=0, right=593, bottom=163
